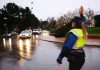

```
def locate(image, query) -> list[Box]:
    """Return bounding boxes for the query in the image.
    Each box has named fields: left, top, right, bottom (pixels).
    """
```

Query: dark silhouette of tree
left=1, top=3, right=20, bottom=32
left=94, top=14, right=100, bottom=27
left=46, top=17, right=56, bottom=30
left=41, top=21, right=49, bottom=30
left=31, top=14, right=40, bottom=29
left=0, top=3, right=40, bottom=34
left=18, top=7, right=32, bottom=31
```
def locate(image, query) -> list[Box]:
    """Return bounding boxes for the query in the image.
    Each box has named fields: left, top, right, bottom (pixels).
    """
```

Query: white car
left=19, top=30, right=32, bottom=38
left=33, top=29, right=42, bottom=34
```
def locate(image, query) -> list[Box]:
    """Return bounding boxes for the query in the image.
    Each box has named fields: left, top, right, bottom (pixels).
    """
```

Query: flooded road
left=0, top=32, right=100, bottom=70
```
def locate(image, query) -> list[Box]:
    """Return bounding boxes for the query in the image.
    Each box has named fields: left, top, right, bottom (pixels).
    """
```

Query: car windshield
left=33, top=29, right=41, bottom=31
left=34, top=29, right=38, bottom=31
left=21, top=31, right=29, bottom=34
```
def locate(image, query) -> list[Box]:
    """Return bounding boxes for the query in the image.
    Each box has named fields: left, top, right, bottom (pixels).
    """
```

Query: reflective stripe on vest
left=69, top=29, right=85, bottom=49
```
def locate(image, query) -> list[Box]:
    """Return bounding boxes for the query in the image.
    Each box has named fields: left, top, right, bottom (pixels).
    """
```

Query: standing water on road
left=0, top=31, right=100, bottom=70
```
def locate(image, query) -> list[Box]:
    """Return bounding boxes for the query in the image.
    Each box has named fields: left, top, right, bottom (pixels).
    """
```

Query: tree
left=31, top=14, right=40, bottom=29
left=0, top=3, right=40, bottom=33
left=0, top=3, right=20, bottom=33
left=94, top=14, right=100, bottom=27
left=85, top=8, right=95, bottom=27
left=46, top=17, right=56, bottom=30
left=41, top=21, right=49, bottom=30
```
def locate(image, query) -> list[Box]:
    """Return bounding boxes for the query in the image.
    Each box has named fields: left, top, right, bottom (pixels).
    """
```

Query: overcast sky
left=0, top=0, right=100, bottom=20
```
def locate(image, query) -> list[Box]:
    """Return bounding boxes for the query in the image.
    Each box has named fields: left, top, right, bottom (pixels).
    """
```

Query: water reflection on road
left=0, top=32, right=49, bottom=69
left=2, top=35, right=39, bottom=60
left=0, top=32, right=100, bottom=70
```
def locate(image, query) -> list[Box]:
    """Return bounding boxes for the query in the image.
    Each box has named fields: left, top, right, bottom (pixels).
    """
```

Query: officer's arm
left=57, top=32, right=77, bottom=64
left=80, top=14, right=88, bottom=40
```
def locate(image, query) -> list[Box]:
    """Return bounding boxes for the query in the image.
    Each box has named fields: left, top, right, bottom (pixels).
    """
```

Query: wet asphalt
left=0, top=34, right=100, bottom=70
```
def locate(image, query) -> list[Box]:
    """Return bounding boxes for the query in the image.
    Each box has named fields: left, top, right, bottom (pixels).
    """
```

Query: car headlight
left=25, top=34, right=29, bottom=36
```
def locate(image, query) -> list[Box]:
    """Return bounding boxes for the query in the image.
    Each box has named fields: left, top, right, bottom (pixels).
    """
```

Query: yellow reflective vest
left=69, top=29, right=86, bottom=49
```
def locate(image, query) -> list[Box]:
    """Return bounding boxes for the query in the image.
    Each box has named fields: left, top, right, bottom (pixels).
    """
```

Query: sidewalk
left=85, top=39, right=100, bottom=46
left=39, top=35, right=100, bottom=46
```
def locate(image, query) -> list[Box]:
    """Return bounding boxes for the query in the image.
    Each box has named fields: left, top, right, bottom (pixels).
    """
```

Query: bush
left=54, top=27, right=66, bottom=37
left=94, top=15, right=100, bottom=27
left=54, top=23, right=71, bottom=37
left=87, top=27, right=100, bottom=34
left=50, top=29, right=56, bottom=33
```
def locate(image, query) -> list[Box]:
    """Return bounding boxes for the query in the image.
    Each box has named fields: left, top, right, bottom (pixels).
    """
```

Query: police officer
left=56, top=16, right=87, bottom=70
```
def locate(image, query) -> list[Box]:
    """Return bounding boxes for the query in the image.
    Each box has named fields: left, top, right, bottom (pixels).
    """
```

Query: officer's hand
left=79, top=6, right=84, bottom=14
left=56, top=59, right=62, bottom=64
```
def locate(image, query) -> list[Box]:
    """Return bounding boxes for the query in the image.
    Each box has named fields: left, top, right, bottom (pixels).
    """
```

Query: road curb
left=85, top=44, right=100, bottom=47
left=88, top=35, right=100, bottom=39
left=39, top=39, right=100, bottom=47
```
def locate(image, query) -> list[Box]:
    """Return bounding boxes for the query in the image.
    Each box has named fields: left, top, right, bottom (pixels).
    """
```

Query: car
left=33, top=29, right=42, bottom=34
left=3, top=31, right=18, bottom=38
left=10, top=31, right=18, bottom=38
left=19, top=30, right=32, bottom=38
left=3, top=33, right=11, bottom=38
left=42, top=30, right=48, bottom=33
left=11, top=31, right=18, bottom=35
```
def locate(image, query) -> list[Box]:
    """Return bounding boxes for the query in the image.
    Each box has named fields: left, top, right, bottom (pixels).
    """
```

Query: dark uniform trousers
left=67, top=49, right=85, bottom=70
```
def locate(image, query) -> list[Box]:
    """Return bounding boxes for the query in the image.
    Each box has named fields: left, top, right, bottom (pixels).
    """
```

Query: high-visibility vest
left=69, top=29, right=85, bottom=49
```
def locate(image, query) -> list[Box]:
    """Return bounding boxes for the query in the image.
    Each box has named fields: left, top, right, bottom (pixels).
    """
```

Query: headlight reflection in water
left=18, top=39, right=32, bottom=59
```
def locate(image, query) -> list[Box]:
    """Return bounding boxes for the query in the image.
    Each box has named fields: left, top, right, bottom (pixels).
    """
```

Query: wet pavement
left=85, top=39, right=100, bottom=46
left=40, top=33, right=100, bottom=46
left=0, top=32, right=100, bottom=70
